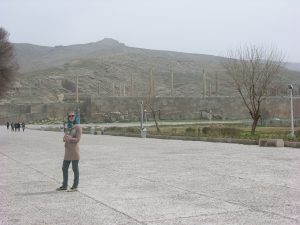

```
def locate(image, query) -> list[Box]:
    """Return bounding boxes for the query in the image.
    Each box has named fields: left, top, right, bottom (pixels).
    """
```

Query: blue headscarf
left=67, top=112, right=79, bottom=129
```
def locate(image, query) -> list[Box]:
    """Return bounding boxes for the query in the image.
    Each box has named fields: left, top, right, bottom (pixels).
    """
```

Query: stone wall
left=0, top=103, right=83, bottom=123
left=90, top=96, right=300, bottom=121
left=0, top=96, right=299, bottom=124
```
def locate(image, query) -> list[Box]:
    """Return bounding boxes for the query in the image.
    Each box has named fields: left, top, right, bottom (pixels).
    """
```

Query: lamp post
left=75, top=75, right=81, bottom=123
left=76, top=75, right=79, bottom=103
left=144, top=109, right=147, bottom=123
left=140, top=101, right=143, bottom=130
left=288, top=84, right=295, bottom=138
left=140, top=101, right=147, bottom=138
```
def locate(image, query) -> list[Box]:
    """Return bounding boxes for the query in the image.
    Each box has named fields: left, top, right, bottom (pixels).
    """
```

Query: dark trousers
left=62, top=160, right=79, bottom=188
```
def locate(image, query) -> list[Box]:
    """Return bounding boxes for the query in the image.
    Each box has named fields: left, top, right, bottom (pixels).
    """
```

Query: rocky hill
left=3, top=38, right=300, bottom=104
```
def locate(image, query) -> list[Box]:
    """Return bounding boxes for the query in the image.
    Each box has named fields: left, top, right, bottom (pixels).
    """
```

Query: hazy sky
left=1, top=0, right=299, bottom=62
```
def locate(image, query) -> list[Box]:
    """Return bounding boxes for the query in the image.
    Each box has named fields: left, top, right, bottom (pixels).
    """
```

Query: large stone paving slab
left=0, top=126, right=299, bottom=224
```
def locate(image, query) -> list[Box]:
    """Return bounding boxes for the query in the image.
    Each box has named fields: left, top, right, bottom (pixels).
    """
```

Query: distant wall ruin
left=0, top=96, right=299, bottom=124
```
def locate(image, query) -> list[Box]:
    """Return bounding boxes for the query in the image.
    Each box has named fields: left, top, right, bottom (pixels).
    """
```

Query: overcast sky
left=1, top=0, right=299, bottom=62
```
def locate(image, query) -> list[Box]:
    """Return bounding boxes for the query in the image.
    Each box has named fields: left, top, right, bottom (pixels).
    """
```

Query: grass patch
left=99, top=126, right=140, bottom=135
left=146, top=124, right=300, bottom=141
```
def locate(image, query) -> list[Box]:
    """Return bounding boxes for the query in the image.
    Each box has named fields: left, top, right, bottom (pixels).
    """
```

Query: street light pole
left=76, top=75, right=79, bottom=103
left=140, top=101, right=143, bottom=130
left=75, top=75, right=80, bottom=123
left=288, top=84, right=295, bottom=138
left=144, top=109, right=147, bottom=123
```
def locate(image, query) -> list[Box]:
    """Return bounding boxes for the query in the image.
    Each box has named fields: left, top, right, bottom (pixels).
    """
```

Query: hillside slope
left=4, top=39, right=300, bottom=104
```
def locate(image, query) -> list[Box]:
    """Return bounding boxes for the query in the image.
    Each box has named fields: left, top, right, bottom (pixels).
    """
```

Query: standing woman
left=57, top=111, right=82, bottom=191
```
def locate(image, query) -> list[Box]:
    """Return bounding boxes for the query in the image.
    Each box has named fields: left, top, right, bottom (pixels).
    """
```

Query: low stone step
left=259, top=139, right=284, bottom=147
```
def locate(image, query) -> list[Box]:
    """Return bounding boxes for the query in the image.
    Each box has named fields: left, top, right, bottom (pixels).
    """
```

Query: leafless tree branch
left=222, top=44, right=285, bottom=134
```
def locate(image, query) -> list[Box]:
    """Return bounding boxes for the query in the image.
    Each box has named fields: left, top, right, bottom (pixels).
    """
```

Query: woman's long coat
left=64, top=125, right=82, bottom=160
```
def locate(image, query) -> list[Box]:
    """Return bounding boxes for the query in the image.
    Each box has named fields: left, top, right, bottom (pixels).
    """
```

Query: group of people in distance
left=6, top=121, right=25, bottom=132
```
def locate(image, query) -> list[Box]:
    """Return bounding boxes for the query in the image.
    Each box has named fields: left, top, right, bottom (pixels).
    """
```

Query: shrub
left=82, top=127, right=91, bottom=133
left=220, top=127, right=241, bottom=137
left=185, top=127, right=196, bottom=136
left=104, top=117, right=113, bottom=123
left=171, top=128, right=177, bottom=135
left=287, top=133, right=296, bottom=141
left=106, top=126, right=122, bottom=132
left=126, top=127, right=139, bottom=134
left=197, top=127, right=201, bottom=136
left=104, top=126, right=140, bottom=134
left=202, top=127, right=210, bottom=135
left=201, top=126, right=242, bottom=137
left=202, top=127, right=221, bottom=136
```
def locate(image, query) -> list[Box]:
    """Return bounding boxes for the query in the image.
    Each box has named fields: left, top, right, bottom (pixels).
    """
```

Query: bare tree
left=222, top=45, right=285, bottom=134
left=0, top=28, right=17, bottom=97
left=145, top=70, right=160, bottom=134
left=145, top=96, right=161, bottom=134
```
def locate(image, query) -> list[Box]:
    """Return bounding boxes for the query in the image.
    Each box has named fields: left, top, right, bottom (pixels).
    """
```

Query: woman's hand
left=63, top=134, right=69, bottom=142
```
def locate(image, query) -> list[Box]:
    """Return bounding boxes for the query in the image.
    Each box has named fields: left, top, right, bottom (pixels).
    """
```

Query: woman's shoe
left=56, top=186, right=67, bottom=191
left=67, top=187, right=78, bottom=192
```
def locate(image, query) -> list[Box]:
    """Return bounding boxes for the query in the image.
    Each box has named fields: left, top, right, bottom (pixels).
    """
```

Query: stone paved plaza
left=0, top=126, right=299, bottom=225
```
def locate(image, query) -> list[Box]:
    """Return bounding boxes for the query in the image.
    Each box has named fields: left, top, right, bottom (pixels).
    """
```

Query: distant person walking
left=21, top=122, right=25, bottom=132
left=11, top=122, right=14, bottom=132
left=6, top=122, right=9, bottom=130
left=57, top=111, right=82, bottom=192
left=14, top=122, right=18, bottom=132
